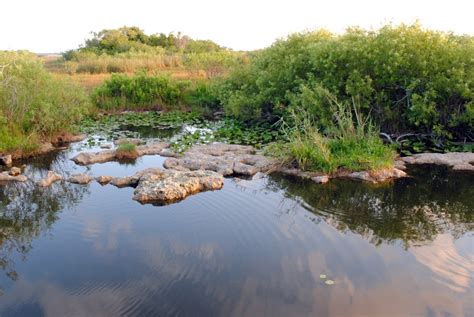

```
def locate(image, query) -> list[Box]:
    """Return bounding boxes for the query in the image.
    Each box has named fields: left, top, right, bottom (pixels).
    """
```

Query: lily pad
left=319, top=274, right=327, bottom=279
left=325, top=279, right=335, bottom=285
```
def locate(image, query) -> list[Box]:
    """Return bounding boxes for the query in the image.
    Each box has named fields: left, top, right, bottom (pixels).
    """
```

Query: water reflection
left=266, top=166, right=473, bottom=247
left=0, top=146, right=472, bottom=316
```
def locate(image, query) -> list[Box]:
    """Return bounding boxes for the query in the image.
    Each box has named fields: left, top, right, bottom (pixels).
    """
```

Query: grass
left=115, top=143, right=138, bottom=160
left=267, top=97, right=396, bottom=174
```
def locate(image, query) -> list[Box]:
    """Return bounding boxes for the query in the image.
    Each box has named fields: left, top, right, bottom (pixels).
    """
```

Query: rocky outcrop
left=133, top=170, right=224, bottom=204
left=114, top=138, right=145, bottom=146
left=0, top=172, right=27, bottom=182
left=163, top=143, right=274, bottom=176
left=71, top=143, right=169, bottom=165
left=0, top=154, right=12, bottom=167
left=68, top=174, right=93, bottom=184
left=96, top=175, right=113, bottom=185
left=38, top=171, right=63, bottom=187
left=278, top=168, right=330, bottom=183
left=344, top=168, right=407, bottom=183
left=105, top=167, right=224, bottom=204
left=52, top=133, right=86, bottom=145
left=402, top=152, right=474, bottom=171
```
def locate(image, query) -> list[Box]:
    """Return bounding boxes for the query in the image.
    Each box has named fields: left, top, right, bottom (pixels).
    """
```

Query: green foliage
left=92, top=72, right=222, bottom=113
left=268, top=97, right=395, bottom=174
left=0, top=51, right=91, bottom=153
left=116, top=142, right=136, bottom=152
left=219, top=24, right=474, bottom=140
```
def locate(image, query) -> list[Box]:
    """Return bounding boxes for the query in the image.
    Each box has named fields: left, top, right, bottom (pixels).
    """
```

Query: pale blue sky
left=1, top=0, right=472, bottom=53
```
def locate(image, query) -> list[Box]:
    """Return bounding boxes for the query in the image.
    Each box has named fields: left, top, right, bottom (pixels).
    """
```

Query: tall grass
left=0, top=51, right=91, bottom=154
left=269, top=94, right=395, bottom=173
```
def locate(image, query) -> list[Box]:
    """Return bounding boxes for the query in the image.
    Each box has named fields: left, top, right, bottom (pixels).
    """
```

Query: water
left=0, top=133, right=473, bottom=316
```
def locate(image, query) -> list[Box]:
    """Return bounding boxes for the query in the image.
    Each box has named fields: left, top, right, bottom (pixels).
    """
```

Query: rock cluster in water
left=105, top=168, right=224, bottom=204
left=163, top=143, right=274, bottom=176
left=71, top=142, right=169, bottom=165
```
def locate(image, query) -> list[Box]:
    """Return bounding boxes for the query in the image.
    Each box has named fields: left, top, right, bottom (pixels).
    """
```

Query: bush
left=92, top=72, right=224, bottom=113
left=0, top=51, right=91, bottom=153
left=219, top=24, right=474, bottom=140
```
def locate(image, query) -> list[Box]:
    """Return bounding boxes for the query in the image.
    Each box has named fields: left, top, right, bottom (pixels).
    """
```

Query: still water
left=0, top=135, right=473, bottom=316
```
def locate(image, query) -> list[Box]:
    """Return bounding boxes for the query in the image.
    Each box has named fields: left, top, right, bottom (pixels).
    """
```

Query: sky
left=1, top=0, right=472, bottom=53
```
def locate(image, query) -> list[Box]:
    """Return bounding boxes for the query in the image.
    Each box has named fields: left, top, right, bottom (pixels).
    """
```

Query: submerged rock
left=114, top=138, right=145, bottom=146
left=133, top=170, right=224, bottom=204
left=38, top=171, right=63, bottom=187
left=68, top=174, right=93, bottom=184
left=345, top=168, right=407, bottom=183
left=0, top=154, right=12, bottom=167
left=163, top=143, right=274, bottom=176
left=402, top=152, right=474, bottom=171
left=0, top=171, right=27, bottom=182
left=96, top=175, right=113, bottom=185
left=100, top=144, right=112, bottom=149
left=71, top=142, right=169, bottom=165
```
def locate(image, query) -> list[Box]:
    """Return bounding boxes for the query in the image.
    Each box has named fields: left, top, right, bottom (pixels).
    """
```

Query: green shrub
left=115, top=142, right=138, bottom=160
left=0, top=51, right=91, bottom=153
left=219, top=24, right=474, bottom=140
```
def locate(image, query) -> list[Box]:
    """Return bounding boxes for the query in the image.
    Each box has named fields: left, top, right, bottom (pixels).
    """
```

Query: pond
left=0, top=127, right=473, bottom=317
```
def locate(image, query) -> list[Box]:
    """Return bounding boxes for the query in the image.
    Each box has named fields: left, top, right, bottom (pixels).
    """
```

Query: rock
left=100, top=144, right=112, bottom=149
left=312, top=175, right=330, bottom=184
left=68, top=174, right=93, bottom=184
left=278, top=168, right=327, bottom=180
left=53, top=133, right=86, bottom=144
left=163, top=143, right=274, bottom=176
left=159, top=148, right=179, bottom=158
left=0, top=154, right=12, bottom=167
left=252, top=172, right=267, bottom=180
left=394, top=159, right=407, bottom=170
left=9, top=167, right=22, bottom=176
left=38, top=171, right=63, bottom=187
left=114, top=138, right=145, bottom=146
left=402, top=152, right=474, bottom=171
left=346, top=168, right=407, bottom=183
left=133, top=169, right=224, bottom=204
left=0, top=172, right=27, bottom=182
left=71, top=143, right=169, bottom=165
left=110, top=168, right=163, bottom=188
left=96, top=175, right=113, bottom=185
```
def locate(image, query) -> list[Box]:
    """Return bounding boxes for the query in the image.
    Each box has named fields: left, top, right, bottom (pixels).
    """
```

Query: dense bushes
left=91, top=72, right=220, bottom=113
left=218, top=24, right=474, bottom=140
left=0, top=51, right=91, bottom=153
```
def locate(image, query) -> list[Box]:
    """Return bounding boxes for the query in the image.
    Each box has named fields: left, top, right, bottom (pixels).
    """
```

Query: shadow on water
left=267, top=166, right=473, bottom=248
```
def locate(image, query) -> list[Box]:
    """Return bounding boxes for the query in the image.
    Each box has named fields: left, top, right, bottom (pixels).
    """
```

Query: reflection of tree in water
left=0, top=158, right=89, bottom=292
left=266, top=166, right=473, bottom=248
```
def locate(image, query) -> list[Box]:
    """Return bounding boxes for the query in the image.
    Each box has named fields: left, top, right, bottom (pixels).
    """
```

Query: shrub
left=0, top=51, right=91, bottom=153
left=219, top=24, right=474, bottom=140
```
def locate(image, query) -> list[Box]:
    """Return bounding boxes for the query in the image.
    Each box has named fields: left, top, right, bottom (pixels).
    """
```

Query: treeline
left=64, top=26, right=224, bottom=57
left=55, top=26, right=246, bottom=77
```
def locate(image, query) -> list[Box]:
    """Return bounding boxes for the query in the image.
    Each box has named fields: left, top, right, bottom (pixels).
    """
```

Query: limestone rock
left=110, top=168, right=163, bottom=188
left=346, top=168, right=407, bottom=183
left=133, top=170, right=224, bottom=204
left=0, top=172, right=27, bottom=182
left=96, top=176, right=113, bottom=185
left=68, top=174, right=93, bottom=184
left=71, top=143, right=169, bottom=165
left=402, top=152, right=474, bottom=171
left=163, top=143, right=274, bottom=176
left=114, top=138, right=145, bottom=146
left=38, top=171, right=63, bottom=187
left=9, top=167, right=22, bottom=176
